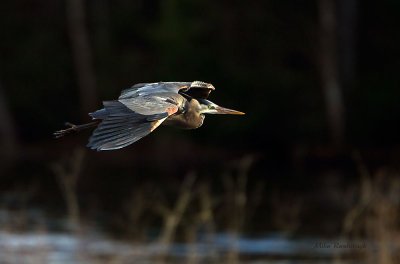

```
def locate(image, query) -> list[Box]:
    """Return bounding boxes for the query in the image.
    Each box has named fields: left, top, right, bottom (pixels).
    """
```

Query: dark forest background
left=0, top=0, right=399, bottom=250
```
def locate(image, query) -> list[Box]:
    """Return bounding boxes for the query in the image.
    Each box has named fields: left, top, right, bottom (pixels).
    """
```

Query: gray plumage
left=54, top=81, right=244, bottom=151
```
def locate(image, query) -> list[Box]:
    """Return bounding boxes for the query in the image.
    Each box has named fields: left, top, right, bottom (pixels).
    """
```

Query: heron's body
left=163, top=99, right=205, bottom=129
left=55, top=81, right=244, bottom=151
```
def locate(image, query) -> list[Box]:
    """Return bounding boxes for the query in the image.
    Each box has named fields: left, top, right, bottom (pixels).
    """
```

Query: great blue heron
left=54, top=81, right=244, bottom=151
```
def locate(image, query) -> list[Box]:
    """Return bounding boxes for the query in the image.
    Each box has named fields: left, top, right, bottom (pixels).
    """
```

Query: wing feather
left=87, top=99, right=180, bottom=151
left=119, top=81, right=215, bottom=100
left=119, top=82, right=190, bottom=99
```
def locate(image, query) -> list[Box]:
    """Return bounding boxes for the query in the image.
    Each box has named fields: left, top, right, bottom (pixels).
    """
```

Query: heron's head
left=198, top=99, right=245, bottom=115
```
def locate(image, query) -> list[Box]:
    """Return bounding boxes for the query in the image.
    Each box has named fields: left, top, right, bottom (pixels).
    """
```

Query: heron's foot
left=53, top=122, right=79, bottom=138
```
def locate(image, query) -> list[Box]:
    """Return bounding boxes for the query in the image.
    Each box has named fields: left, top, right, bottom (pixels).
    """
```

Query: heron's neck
left=183, top=99, right=204, bottom=128
left=162, top=99, right=204, bottom=129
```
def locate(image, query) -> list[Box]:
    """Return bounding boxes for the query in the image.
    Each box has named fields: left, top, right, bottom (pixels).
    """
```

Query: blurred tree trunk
left=317, top=0, right=345, bottom=145
left=337, top=0, right=357, bottom=92
left=0, top=81, right=19, bottom=166
left=66, top=0, right=98, bottom=120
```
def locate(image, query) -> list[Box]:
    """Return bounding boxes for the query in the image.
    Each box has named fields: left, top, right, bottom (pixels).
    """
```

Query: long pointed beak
left=215, top=106, right=245, bottom=115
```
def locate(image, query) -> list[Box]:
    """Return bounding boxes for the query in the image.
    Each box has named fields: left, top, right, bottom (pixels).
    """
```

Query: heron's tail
left=54, top=121, right=99, bottom=138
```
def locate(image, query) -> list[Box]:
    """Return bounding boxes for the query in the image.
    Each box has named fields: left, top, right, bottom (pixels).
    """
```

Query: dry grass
left=338, top=151, right=400, bottom=264
left=12, top=153, right=258, bottom=264
left=7, top=150, right=400, bottom=264
left=50, top=147, right=85, bottom=233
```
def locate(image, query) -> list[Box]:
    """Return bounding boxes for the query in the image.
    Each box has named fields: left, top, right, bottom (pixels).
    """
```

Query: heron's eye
left=208, top=105, right=214, bottom=109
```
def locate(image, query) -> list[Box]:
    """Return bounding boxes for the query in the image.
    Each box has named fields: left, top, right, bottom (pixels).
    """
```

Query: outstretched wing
left=119, top=81, right=215, bottom=100
left=119, top=82, right=187, bottom=99
left=87, top=96, right=181, bottom=151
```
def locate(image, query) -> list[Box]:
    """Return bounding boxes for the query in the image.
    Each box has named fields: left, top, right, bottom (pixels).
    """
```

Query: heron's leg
left=54, top=121, right=99, bottom=138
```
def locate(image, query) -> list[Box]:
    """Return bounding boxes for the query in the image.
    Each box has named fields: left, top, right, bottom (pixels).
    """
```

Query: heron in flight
left=55, top=81, right=244, bottom=151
